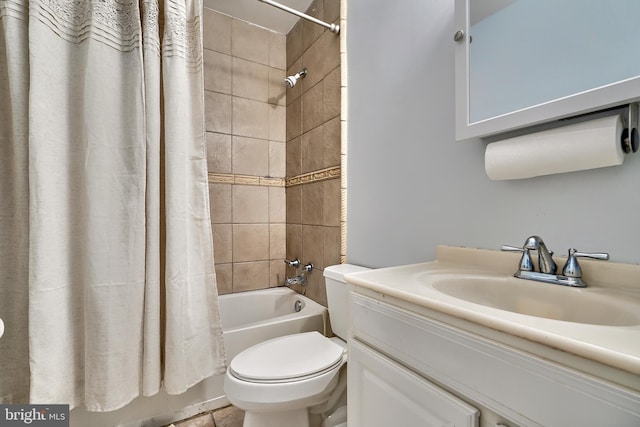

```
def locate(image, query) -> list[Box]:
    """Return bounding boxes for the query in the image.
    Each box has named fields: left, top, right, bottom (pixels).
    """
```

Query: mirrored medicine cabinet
left=455, top=0, right=640, bottom=141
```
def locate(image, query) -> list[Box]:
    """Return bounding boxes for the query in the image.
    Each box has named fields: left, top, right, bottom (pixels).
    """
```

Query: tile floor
left=167, top=405, right=244, bottom=427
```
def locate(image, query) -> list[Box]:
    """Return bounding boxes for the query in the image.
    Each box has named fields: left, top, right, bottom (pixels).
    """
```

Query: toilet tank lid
left=323, top=264, right=371, bottom=281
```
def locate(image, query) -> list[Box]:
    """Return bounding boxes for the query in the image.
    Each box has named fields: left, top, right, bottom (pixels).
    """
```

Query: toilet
left=224, top=264, right=370, bottom=427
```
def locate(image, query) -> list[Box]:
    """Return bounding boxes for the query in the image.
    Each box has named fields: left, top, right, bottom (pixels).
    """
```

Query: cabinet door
left=348, top=340, right=478, bottom=427
left=454, top=0, right=640, bottom=140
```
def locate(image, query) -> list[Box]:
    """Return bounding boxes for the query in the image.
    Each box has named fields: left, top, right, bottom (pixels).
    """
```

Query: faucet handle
left=561, top=248, right=609, bottom=278
left=284, top=258, right=301, bottom=268
left=501, top=245, right=534, bottom=272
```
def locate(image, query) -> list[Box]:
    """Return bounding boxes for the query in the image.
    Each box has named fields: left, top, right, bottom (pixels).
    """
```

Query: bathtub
left=71, top=287, right=328, bottom=427
left=220, top=287, right=329, bottom=361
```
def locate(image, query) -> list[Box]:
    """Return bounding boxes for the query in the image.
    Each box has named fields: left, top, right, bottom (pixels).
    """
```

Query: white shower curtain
left=0, top=0, right=226, bottom=411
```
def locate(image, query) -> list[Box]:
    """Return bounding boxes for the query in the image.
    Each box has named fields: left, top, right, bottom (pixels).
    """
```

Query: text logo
left=0, top=405, right=69, bottom=427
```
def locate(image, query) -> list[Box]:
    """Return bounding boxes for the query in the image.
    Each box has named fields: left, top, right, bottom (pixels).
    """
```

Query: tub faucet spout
left=284, top=273, right=307, bottom=287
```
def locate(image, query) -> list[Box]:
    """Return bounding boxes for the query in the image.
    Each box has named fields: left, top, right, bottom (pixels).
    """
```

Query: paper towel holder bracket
left=622, top=103, right=639, bottom=154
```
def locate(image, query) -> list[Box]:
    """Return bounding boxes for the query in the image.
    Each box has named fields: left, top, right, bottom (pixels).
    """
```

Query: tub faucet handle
left=284, top=258, right=300, bottom=268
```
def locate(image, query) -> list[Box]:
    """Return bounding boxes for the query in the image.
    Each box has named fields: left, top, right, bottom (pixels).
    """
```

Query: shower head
left=285, top=68, right=307, bottom=88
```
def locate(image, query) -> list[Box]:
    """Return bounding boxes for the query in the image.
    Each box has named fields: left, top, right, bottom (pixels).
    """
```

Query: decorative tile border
left=208, top=173, right=234, bottom=184
left=208, top=173, right=285, bottom=187
left=208, top=166, right=341, bottom=188
left=285, top=166, right=341, bottom=187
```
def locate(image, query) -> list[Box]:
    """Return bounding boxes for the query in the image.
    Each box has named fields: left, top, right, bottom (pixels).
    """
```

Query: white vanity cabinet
left=348, top=339, right=478, bottom=427
left=347, top=290, right=640, bottom=427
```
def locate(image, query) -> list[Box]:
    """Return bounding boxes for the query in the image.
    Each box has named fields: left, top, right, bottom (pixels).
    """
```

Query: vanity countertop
left=345, top=246, right=640, bottom=380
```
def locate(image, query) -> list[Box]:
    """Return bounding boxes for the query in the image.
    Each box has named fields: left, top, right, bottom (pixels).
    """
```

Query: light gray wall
left=346, top=0, right=640, bottom=268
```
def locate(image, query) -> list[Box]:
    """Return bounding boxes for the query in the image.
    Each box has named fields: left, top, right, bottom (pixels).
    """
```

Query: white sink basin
left=430, top=273, right=640, bottom=326
left=344, top=246, right=640, bottom=375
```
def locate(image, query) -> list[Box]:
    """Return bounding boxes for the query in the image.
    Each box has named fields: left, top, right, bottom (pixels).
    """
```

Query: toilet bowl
left=224, top=264, right=370, bottom=427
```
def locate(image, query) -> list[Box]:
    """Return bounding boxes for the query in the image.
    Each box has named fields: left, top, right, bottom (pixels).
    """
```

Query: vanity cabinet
left=348, top=339, right=478, bottom=427
left=347, top=290, right=640, bottom=427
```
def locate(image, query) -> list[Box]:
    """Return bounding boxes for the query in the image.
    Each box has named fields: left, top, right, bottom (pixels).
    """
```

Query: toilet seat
left=225, top=332, right=347, bottom=410
left=229, top=332, right=345, bottom=383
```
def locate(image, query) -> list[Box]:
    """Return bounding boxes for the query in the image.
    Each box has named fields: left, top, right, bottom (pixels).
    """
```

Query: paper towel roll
left=485, top=115, right=626, bottom=180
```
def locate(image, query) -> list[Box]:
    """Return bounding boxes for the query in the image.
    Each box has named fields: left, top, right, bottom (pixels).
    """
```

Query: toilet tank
left=324, top=264, right=371, bottom=339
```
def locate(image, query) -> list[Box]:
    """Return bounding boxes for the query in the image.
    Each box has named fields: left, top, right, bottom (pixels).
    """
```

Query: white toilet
left=224, top=264, right=369, bottom=427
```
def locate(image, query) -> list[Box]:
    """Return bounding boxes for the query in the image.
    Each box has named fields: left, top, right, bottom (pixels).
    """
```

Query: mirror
left=455, top=0, right=640, bottom=140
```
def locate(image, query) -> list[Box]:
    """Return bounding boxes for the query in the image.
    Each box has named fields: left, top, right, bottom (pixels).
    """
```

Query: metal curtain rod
left=258, top=0, right=340, bottom=34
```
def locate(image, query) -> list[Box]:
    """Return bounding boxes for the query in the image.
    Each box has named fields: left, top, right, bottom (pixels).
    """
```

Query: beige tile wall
left=203, top=0, right=342, bottom=306
left=204, top=9, right=287, bottom=294
left=285, top=0, right=342, bottom=306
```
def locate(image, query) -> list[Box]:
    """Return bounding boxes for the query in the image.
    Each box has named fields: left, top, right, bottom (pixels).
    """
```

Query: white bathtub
left=70, top=287, right=328, bottom=427
left=220, top=287, right=328, bottom=361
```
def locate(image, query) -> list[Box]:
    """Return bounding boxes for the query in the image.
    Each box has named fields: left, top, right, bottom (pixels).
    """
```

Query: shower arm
left=257, top=0, right=340, bottom=34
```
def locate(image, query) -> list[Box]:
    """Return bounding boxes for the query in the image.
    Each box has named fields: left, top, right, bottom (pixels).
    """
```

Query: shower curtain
left=0, top=0, right=226, bottom=411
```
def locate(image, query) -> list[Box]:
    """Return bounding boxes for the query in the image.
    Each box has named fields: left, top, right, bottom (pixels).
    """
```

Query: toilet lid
left=229, top=332, right=345, bottom=382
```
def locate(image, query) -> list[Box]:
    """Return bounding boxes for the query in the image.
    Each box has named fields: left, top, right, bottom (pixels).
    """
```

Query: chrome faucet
left=502, top=236, right=609, bottom=287
left=501, top=235, right=554, bottom=274
left=284, top=273, right=307, bottom=287
left=283, top=258, right=313, bottom=287
left=523, top=235, right=557, bottom=274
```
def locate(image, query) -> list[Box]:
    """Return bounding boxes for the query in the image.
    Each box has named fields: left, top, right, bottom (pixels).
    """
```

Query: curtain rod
left=257, top=0, right=340, bottom=34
